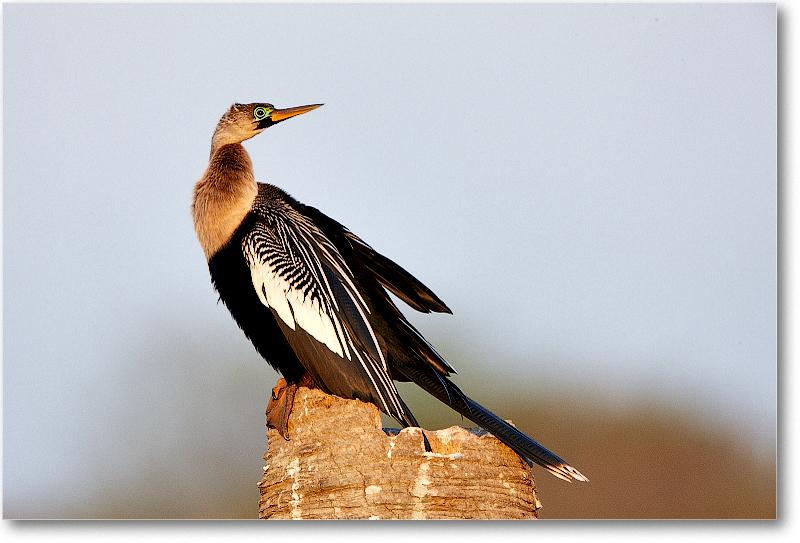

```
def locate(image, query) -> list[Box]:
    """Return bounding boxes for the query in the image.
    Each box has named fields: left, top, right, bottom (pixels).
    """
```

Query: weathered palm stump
left=258, top=387, right=541, bottom=519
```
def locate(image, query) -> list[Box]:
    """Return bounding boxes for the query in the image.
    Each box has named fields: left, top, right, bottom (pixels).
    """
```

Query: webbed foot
left=265, top=375, right=316, bottom=440
left=266, top=379, right=297, bottom=440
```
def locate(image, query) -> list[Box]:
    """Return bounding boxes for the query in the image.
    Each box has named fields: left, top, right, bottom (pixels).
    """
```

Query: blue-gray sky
left=3, top=3, right=776, bottom=518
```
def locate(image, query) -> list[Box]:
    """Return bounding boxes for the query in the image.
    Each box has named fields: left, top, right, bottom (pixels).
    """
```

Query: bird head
left=210, top=102, right=323, bottom=155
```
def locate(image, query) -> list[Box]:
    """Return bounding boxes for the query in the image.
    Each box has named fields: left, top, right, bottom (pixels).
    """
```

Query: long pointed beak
left=270, top=103, right=323, bottom=123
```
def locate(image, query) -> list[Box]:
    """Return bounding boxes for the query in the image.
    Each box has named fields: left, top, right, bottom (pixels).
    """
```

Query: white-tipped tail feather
left=546, top=463, right=589, bottom=483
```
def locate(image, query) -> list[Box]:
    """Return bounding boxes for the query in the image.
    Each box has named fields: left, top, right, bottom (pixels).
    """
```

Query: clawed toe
left=266, top=378, right=297, bottom=440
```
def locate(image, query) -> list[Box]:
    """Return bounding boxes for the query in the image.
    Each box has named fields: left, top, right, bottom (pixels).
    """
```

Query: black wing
left=343, top=230, right=451, bottom=314
left=295, top=202, right=458, bottom=377
left=242, top=190, right=415, bottom=426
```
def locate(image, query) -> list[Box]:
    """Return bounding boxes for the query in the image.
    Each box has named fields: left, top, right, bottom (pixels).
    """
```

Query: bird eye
left=254, top=107, right=269, bottom=120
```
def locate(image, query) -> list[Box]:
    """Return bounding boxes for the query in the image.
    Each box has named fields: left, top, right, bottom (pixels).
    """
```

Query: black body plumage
left=194, top=103, right=586, bottom=482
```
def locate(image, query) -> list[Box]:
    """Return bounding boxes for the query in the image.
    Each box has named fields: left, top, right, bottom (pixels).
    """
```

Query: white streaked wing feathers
left=250, top=257, right=344, bottom=358
left=242, top=207, right=405, bottom=418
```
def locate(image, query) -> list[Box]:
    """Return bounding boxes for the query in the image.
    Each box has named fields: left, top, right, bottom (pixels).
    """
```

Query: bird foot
left=266, top=379, right=296, bottom=440
left=266, top=375, right=316, bottom=440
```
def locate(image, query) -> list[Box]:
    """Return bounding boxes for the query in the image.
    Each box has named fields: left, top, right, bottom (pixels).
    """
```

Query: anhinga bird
left=192, top=102, right=587, bottom=482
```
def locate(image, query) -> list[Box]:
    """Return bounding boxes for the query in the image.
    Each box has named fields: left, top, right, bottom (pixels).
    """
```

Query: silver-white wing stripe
left=288, top=210, right=389, bottom=372
left=243, top=210, right=404, bottom=418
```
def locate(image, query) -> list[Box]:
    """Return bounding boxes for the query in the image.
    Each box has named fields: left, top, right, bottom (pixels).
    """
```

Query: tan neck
left=192, top=143, right=258, bottom=260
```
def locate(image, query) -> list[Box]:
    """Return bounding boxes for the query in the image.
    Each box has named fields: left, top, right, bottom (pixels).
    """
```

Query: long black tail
left=395, top=361, right=588, bottom=482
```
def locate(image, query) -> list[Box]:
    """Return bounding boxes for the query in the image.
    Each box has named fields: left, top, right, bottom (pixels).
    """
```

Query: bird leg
left=266, top=374, right=315, bottom=440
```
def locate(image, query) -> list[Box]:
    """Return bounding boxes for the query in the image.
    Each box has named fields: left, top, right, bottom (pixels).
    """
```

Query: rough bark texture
left=258, top=387, right=540, bottom=519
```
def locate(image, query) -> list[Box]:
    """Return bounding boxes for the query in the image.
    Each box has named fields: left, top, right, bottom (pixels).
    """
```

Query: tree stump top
left=258, top=387, right=540, bottom=519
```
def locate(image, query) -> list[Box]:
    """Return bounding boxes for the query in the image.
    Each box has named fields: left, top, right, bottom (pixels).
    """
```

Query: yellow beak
left=270, top=104, right=324, bottom=122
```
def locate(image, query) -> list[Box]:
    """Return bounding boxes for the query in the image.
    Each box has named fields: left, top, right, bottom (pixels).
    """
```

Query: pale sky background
left=3, top=3, right=777, bottom=520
